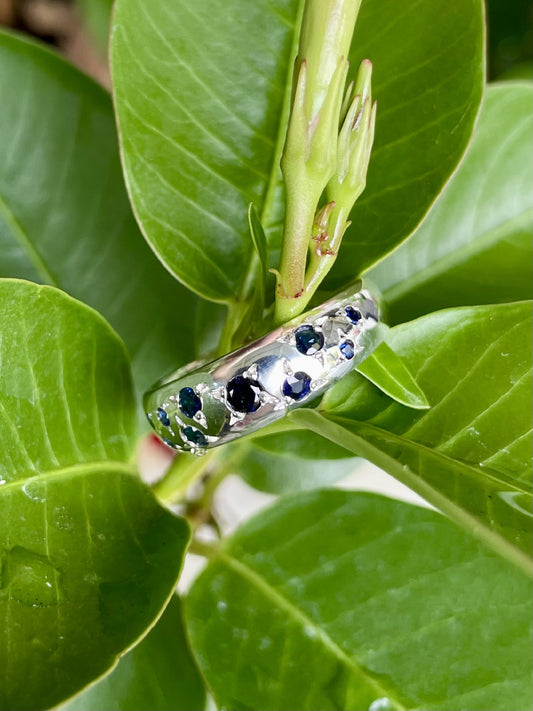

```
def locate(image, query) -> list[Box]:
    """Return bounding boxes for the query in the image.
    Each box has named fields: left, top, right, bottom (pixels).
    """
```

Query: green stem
left=152, top=439, right=248, bottom=508
left=274, top=0, right=362, bottom=324
left=188, top=539, right=218, bottom=558
left=152, top=448, right=219, bottom=504
left=275, top=186, right=320, bottom=323
left=305, top=202, right=350, bottom=294
left=275, top=202, right=350, bottom=321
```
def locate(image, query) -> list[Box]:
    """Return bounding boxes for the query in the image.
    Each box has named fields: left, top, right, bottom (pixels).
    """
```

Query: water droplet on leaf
left=303, top=625, right=318, bottom=639
left=369, top=698, right=394, bottom=711
left=53, top=506, right=73, bottom=530
left=21, top=480, right=46, bottom=503
left=499, top=491, right=533, bottom=518
left=0, top=547, right=61, bottom=607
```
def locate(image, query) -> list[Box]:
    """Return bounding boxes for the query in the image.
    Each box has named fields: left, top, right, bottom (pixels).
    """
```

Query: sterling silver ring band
left=144, top=281, right=384, bottom=454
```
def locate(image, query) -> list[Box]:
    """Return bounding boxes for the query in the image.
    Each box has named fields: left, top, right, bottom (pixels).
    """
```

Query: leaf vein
left=437, top=367, right=532, bottom=452
left=216, top=550, right=407, bottom=710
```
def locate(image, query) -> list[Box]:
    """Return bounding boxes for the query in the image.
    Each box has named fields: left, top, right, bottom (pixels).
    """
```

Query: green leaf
left=233, top=442, right=359, bottom=495
left=228, top=204, right=270, bottom=346
left=111, top=0, right=484, bottom=301
left=356, top=342, right=429, bottom=409
left=59, top=596, right=206, bottom=711
left=252, top=428, right=355, bottom=461
left=247, top=203, right=268, bottom=321
left=112, top=0, right=291, bottom=302
left=333, top=0, right=486, bottom=283
left=369, top=83, right=533, bottom=323
left=0, top=280, right=190, bottom=711
left=186, top=491, right=532, bottom=711
left=248, top=203, right=268, bottom=278
left=0, top=31, right=199, bottom=404
left=294, top=302, right=533, bottom=572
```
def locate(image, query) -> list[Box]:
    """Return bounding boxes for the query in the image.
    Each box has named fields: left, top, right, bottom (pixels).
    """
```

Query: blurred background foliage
left=487, top=0, right=533, bottom=79
left=0, top=0, right=532, bottom=86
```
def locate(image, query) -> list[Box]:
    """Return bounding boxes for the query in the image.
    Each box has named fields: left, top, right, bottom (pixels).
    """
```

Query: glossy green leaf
left=292, top=302, right=533, bottom=572
left=233, top=442, right=359, bottom=495
left=228, top=204, right=270, bottom=346
left=111, top=0, right=294, bottom=302
left=370, top=83, right=533, bottom=323
left=0, top=280, right=190, bottom=711
left=251, top=428, right=355, bottom=461
left=356, top=342, right=429, bottom=409
left=333, top=0, right=486, bottom=284
left=248, top=203, right=268, bottom=279
left=186, top=491, right=532, bottom=711
left=0, top=31, right=199, bottom=403
left=247, top=203, right=268, bottom=321
left=111, top=0, right=484, bottom=301
left=59, top=596, right=206, bottom=711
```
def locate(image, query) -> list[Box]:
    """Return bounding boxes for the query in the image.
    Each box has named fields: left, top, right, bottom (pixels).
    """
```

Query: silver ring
left=144, top=281, right=384, bottom=454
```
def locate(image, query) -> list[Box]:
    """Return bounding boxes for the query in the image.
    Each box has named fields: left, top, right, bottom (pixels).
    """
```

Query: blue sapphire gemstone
left=226, top=375, right=262, bottom=413
left=156, top=407, right=170, bottom=427
left=162, top=437, right=176, bottom=449
left=179, top=386, right=202, bottom=418
left=283, top=371, right=311, bottom=401
left=345, top=306, right=362, bottom=325
left=182, top=426, right=208, bottom=447
left=295, top=325, right=324, bottom=355
left=340, top=339, right=355, bottom=359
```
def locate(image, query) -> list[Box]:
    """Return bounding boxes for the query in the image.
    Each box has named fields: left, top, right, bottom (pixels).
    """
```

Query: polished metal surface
left=144, top=283, right=384, bottom=453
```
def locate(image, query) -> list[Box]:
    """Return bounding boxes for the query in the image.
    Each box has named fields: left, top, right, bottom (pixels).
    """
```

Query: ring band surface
left=144, top=282, right=384, bottom=453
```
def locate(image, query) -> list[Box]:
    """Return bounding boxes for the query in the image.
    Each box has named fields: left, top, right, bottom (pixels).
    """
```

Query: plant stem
left=152, top=439, right=247, bottom=510
left=188, top=539, right=218, bottom=558
left=152, top=448, right=219, bottom=504
left=276, top=186, right=319, bottom=320
left=274, top=0, right=362, bottom=324
left=305, top=202, right=350, bottom=293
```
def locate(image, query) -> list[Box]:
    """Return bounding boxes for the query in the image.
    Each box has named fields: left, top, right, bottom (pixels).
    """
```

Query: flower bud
left=328, top=59, right=376, bottom=207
